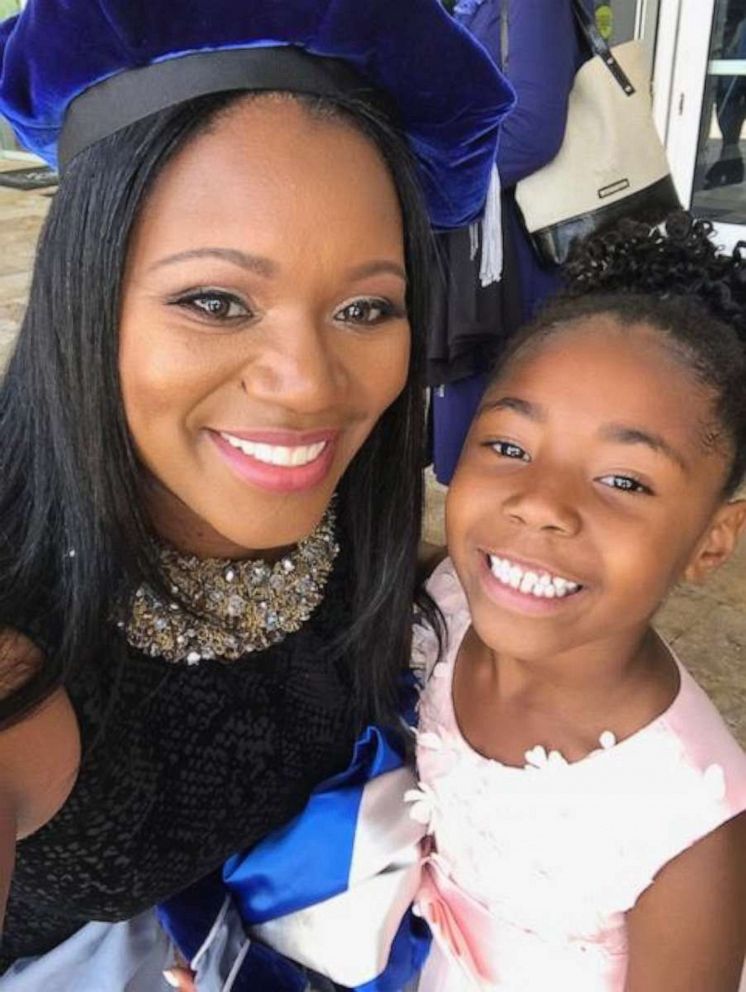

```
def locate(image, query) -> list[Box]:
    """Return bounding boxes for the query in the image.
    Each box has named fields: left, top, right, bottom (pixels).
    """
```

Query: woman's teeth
left=487, top=555, right=581, bottom=599
left=220, top=433, right=327, bottom=467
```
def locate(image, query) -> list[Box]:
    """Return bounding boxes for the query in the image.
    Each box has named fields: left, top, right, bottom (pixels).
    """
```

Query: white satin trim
left=469, top=165, right=503, bottom=287
left=252, top=766, right=425, bottom=986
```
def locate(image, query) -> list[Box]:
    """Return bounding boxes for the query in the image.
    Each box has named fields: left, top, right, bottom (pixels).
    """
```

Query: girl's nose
left=501, top=471, right=582, bottom=536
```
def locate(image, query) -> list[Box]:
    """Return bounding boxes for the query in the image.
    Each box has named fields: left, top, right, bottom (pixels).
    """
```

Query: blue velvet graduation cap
left=0, top=0, right=514, bottom=230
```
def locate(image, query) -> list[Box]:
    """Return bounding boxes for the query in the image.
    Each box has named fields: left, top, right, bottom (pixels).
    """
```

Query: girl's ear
left=683, top=500, right=746, bottom=584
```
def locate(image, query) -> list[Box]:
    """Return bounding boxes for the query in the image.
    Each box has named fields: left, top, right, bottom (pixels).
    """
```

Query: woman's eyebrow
left=149, top=247, right=277, bottom=277
left=345, top=260, right=407, bottom=283
left=599, top=423, right=688, bottom=471
left=149, top=251, right=406, bottom=285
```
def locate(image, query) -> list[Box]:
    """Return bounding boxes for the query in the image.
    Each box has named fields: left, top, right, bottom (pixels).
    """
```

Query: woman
left=0, top=1, right=512, bottom=988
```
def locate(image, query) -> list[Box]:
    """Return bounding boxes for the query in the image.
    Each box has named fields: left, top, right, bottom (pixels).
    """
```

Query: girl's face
left=119, top=97, right=410, bottom=557
left=447, top=316, right=745, bottom=663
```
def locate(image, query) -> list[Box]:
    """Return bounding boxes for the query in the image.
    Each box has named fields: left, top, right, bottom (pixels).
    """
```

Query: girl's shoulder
left=424, top=556, right=467, bottom=615
left=587, top=655, right=746, bottom=892
left=659, top=657, right=746, bottom=820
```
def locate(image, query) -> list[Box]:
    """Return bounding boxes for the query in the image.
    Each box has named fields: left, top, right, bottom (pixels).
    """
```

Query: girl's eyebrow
left=599, top=424, right=688, bottom=471
left=480, top=397, right=689, bottom=471
left=479, top=395, right=543, bottom=419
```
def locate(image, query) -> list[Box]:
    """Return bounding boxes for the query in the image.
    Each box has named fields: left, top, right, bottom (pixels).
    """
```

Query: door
left=662, top=0, right=746, bottom=250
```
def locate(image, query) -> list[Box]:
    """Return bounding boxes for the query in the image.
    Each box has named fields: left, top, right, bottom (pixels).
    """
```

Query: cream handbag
left=515, top=0, right=679, bottom=266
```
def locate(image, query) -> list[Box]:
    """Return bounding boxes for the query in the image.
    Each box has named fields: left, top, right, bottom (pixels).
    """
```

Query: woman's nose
left=241, top=321, right=346, bottom=417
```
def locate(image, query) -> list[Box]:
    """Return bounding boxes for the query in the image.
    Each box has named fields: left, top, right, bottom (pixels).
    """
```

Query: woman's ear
left=683, top=500, right=746, bottom=584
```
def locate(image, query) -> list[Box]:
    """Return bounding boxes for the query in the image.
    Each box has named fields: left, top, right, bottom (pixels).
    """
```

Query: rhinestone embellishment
left=121, top=504, right=339, bottom=664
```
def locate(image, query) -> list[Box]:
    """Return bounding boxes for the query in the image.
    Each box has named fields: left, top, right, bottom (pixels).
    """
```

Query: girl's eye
left=334, top=298, right=403, bottom=325
left=172, top=290, right=251, bottom=322
left=490, top=440, right=530, bottom=462
left=598, top=474, right=653, bottom=495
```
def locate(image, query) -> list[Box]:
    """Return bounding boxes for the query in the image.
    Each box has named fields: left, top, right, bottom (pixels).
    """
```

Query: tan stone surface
left=0, top=169, right=51, bottom=368
left=0, top=177, right=743, bottom=745
left=659, top=539, right=746, bottom=743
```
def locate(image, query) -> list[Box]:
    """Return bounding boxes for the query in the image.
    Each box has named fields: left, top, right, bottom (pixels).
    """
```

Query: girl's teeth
left=220, top=433, right=327, bottom=467
left=519, top=571, right=538, bottom=594
left=488, top=555, right=580, bottom=600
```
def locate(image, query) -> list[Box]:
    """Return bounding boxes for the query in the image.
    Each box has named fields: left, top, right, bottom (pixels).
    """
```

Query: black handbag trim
left=572, top=0, right=636, bottom=96
left=529, top=175, right=681, bottom=266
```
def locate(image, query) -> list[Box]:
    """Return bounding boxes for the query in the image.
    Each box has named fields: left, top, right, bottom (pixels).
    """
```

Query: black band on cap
left=59, top=46, right=384, bottom=170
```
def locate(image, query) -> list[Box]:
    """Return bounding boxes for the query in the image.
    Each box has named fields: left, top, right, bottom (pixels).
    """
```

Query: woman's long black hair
left=0, top=89, right=436, bottom=731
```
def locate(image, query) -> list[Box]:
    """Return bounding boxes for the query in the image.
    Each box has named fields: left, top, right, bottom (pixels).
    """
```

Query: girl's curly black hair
left=497, top=212, right=746, bottom=496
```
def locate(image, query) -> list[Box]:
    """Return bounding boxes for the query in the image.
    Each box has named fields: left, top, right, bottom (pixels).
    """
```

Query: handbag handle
left=572, top=0, right=636, bottom=96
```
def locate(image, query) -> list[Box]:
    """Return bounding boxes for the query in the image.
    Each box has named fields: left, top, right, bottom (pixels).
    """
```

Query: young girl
left=409, top=214, right=746, bottom=992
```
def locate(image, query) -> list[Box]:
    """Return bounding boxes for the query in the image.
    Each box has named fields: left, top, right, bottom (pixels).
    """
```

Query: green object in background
left=595, top=3, right=614, bottom=40
left=0, top=0, right=20, bottom=19
left=0, top=1, right=21, bottom=155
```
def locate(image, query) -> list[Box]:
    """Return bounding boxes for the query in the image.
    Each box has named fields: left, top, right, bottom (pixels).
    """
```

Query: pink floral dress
left=408, top=560, right=746, bottom=992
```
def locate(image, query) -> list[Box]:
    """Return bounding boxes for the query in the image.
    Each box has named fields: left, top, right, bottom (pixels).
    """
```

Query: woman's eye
left=335, top=298, right=402, bottom=325
left=490, top=440, right=530, bottom=462
left=172, top=291, right=251, bottom=322
left=598, top=474, right=653, bottom=495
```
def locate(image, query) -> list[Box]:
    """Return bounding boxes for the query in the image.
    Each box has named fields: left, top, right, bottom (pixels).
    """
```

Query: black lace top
left=0, top=554, right=357, bottom=967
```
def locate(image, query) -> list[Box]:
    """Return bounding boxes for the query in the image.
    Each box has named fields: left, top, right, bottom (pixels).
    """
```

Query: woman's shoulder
left=0, top=628, right=45, bottom=701
left=0, top=629, right=80, bottom=838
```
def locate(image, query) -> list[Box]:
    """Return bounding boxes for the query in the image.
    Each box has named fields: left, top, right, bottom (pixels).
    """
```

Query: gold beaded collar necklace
left=120, top=503, right=339, bottom=665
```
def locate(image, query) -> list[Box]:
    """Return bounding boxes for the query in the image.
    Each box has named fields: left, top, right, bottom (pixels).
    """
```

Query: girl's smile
left=477, top=550, right=587, bottom=615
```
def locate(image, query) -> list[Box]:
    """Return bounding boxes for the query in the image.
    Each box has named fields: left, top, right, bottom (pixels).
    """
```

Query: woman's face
left=119, top=96, right=410, bottom=557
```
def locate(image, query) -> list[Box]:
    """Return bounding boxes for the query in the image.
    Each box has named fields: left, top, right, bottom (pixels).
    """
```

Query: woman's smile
left=209, top=427, right=339, bottom=493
